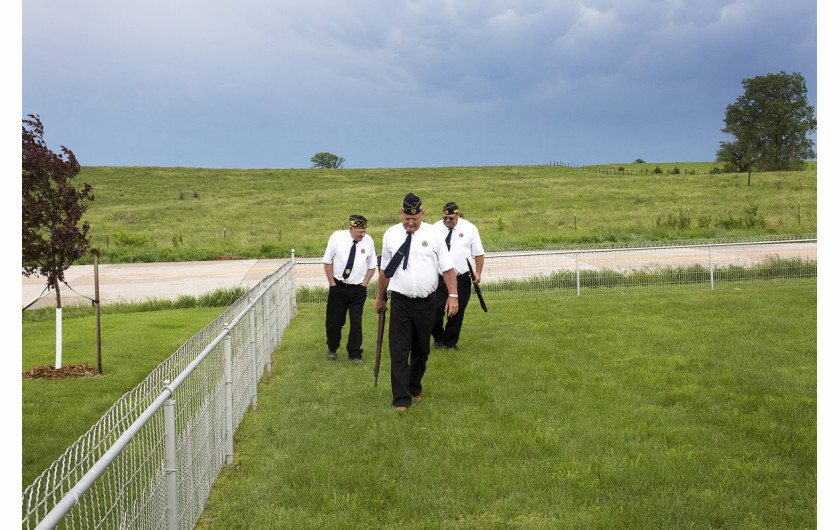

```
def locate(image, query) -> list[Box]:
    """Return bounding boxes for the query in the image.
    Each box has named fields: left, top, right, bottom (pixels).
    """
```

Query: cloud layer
left=23, top=0, right=817, bottom=168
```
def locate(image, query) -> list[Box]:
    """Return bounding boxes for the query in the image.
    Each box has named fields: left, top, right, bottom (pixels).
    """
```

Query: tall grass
left=22, top=286, right=247, bottom=323
left=196, top=282, right=816, bottom=528
left=75, top=164, right=817, bottom=262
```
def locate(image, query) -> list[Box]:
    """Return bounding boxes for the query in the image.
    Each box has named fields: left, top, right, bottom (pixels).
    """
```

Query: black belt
left=391, top=291, right=433, bottom=301
left=334, top=280, right=363, bottom=287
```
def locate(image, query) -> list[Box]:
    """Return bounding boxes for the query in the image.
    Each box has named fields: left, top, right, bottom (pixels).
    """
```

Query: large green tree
left=717, top=71, right=816, bottom=173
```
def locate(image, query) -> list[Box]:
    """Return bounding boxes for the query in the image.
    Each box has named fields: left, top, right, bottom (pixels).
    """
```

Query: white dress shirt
left=433, top=217, right=484, bottom=275
left=322, top=230, right=377, bottom=284
left=381, top=222, right=453, bottom=298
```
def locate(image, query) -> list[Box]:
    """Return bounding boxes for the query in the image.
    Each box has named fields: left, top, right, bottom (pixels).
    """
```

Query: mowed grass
left=75, top=163, right=817, bottom=262
left=21, top=306, right=226, bottom=488
left=198, top=282, right=816, bottom=528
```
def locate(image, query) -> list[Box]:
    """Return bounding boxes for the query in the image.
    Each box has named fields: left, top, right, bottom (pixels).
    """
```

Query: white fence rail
left=22, top=259, right=298, bottom=529
left=293, top=236, right=817, bottom=302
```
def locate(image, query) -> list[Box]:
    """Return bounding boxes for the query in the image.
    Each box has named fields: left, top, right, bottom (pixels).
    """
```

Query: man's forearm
left=443, top=268, right=457, bottom=295
left=474, top=255, right=485, bottom=277
left=376, top=270, right=389, bottom=301
left=363, top=268, right=376, bottom=286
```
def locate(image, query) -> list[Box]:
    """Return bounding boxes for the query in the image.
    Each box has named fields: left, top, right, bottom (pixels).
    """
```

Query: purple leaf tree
left=22, top=114, right=95, bottom=367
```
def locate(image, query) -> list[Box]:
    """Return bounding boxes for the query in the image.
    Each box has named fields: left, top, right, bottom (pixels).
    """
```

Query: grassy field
left=22, top=160, right=818, bottom=525
left=193, top=282, right=816, bottom=528
left=21, top=301, right=236, bottom=487
left=74, top=162, right=817, bottom=262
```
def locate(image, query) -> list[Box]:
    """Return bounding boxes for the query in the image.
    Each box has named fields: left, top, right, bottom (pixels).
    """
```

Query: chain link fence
left=22, top=261, right=297, bottom=529
left=294, top=235, right=817, bottom=303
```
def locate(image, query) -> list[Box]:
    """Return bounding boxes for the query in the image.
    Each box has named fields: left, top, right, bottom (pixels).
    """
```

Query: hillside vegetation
left=77, top=162, right=817, bottom=262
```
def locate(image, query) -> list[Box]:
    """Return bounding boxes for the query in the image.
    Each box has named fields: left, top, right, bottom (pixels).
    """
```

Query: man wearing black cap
left=375, top=193, right=458, bottom=411
left=432, top=201, right=485, bottom=350
left=322, top=215, right=377, bottom=363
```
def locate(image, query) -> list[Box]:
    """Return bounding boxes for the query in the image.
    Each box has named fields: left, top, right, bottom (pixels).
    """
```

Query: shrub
left=112, top=230, right=149, bottom=247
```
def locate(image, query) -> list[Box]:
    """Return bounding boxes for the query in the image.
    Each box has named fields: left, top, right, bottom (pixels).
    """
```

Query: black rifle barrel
left=466, top=259, right=488, bottom=312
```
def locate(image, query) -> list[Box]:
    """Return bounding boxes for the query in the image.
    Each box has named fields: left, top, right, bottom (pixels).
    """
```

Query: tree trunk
left=55, top=278, right=63, bottom=369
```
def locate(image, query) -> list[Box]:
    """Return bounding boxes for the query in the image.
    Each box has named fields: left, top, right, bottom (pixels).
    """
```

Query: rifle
left=374, top=258, right=387, bottom=387
left=466, top=259, right=488, bottom=312
left=374, top=292, right=386, bottom=386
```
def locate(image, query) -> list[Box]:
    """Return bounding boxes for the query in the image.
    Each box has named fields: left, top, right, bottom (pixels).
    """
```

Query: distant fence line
left=22, top=236, right=816, bottom=528
left=294, top=235, right=817, bottom=303
left=544, top=160, right=721, bottom=176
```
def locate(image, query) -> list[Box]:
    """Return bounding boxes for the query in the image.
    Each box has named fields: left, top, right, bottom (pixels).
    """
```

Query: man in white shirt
left=432, top=201, right=485, bottom=350
left=375, top=193, right=458, bottom=411
left=322, top=214, right=377, bottom=363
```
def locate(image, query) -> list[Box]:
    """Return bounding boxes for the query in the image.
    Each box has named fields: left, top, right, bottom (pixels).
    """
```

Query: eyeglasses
left=442, top=216, right=457, bottom=221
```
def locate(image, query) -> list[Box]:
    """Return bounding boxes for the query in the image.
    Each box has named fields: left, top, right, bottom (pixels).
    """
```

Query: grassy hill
left=76, top=162, right=817, bottom=262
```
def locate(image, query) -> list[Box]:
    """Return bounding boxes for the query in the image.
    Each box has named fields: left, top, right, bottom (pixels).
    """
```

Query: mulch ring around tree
left=23, top=364, right=101, bottom=379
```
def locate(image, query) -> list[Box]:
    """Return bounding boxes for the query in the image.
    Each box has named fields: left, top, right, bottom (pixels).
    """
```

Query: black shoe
left=327, top=349, right=337, bottom=360
left=431, top=341, right=442, bottom=349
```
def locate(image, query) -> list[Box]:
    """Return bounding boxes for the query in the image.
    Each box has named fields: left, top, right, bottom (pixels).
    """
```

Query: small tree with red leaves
left=22, top=114, right=95, bottom=366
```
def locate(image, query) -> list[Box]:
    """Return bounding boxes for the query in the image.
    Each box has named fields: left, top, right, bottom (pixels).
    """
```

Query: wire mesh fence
left=294, top=235, right=817, bottom=303
left=22, top=260, right=297, bottom=530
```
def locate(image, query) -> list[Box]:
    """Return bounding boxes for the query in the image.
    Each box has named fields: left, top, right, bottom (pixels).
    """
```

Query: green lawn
left=74, top=163, right=816, bottom=262
left=197, top=282, right=816, bottom=528
left=21, top=306, right=226, bottom=487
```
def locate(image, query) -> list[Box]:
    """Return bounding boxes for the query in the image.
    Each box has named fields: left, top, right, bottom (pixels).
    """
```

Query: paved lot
left=22, top=259, right=289, bottom=309
left=23, top=241, right=816, bottom=309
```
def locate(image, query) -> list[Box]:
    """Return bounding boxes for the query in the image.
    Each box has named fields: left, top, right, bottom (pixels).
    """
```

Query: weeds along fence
left=22, top=261, right=298, bottom=530
left=294, top=235, right=817, bottom=303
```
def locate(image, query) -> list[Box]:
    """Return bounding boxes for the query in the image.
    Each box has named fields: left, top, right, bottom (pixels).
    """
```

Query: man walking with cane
left=375, top=193, right=458, bottom=411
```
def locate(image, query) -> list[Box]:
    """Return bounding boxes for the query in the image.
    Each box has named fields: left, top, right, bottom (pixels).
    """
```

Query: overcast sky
left=20, top=0, right=819, bottom=169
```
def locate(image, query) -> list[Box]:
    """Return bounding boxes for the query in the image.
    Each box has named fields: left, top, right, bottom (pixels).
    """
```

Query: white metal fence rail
left=22, top=259, right=298, bottom=530
left=293, top=236, right=816, bottom=302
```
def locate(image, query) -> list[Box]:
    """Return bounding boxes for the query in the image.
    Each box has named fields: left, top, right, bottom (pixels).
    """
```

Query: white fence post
left=250, top=300, right=258, bottom=410
left=163, top=380, right=178, bottom=530
left=709, top=244, right=715, bottom=291
left=575, top=252, right=581, bottom=296
left=223, top=326, right=234, bottom=466
left=263, top=296, right=272, bottom=373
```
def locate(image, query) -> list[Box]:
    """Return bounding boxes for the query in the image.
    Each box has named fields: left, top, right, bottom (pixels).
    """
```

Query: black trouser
left=432, top=273, right=472, bottom=348
left=325, top=282, right=367, bottom=358
left=389, top=291, right=436, bottom=408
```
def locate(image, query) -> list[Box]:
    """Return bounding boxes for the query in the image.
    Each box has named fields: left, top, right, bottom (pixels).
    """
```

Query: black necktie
left=445, top=227, right=453, bottom=251
left=384, top=232, right=412, bottom=278
left=342, top=241, right=357, bottom=279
